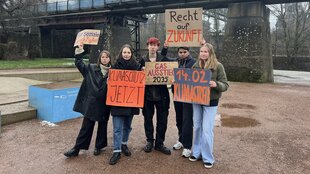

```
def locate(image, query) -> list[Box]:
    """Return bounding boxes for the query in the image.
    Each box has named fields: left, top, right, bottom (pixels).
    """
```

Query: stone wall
left=273, top=56, right=310, bottom=71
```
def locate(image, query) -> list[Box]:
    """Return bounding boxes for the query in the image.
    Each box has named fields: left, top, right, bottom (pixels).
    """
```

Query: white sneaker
left=182, top=148, right=191, bottom=158
left=173, top=141, right=183, bottom=150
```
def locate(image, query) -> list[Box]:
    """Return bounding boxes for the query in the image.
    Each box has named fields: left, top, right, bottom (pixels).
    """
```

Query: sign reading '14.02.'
left=173, top=68, right=212, bottom=105
left=165, top=8, right=203, bottom=47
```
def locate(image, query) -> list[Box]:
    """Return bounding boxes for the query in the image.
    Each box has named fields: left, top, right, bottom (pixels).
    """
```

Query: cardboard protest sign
left=173, top=68, right=211, bottom=105
left=106, top=69, right=146, bottom=107
left=74, top=29, right=100, bottom=46
left=165, top=8, right=203, bottom=47
left=145, top=62, right=178, bottom=85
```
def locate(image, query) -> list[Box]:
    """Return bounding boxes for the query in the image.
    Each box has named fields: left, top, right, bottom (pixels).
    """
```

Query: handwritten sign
left=145, top=62, right=178, bottom=85
left=106, top=69, right=146, bottom=107
left=165, top=8, right=203, bottom=47
left=74, top=29, right=100, bottom=46
left=173, top=68, right=211, bottom=105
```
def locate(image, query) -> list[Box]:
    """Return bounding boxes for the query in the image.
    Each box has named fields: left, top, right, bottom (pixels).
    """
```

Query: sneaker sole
left=189, top=157, right=201, bottom=162
left=182, top=154, right=190, bottom=158
left=204, top=164, right=213, bottom=169
left=173, top=147, right=183, bottom=150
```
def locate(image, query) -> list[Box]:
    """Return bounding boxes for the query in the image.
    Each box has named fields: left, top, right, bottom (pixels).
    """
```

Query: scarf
left=100, top=64, right=111, bottom=77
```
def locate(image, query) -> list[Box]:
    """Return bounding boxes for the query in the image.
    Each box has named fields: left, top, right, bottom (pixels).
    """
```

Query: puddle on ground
left=221, top=103, right=256, bottom=110
left=221, top=115, right=260, bottom=128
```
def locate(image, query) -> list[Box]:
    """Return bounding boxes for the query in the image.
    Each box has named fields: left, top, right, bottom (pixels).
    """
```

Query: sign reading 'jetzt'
left=165, top=8, right=203, bottom=47
left=106, top=69, right=146, bottom=107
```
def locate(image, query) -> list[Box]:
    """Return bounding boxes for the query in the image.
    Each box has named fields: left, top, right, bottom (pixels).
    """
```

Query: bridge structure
left=2, top=0, right=308, bottom=82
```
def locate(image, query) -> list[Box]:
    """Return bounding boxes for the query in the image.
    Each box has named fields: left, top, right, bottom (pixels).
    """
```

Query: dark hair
left=177, top=47, right=189, bottom=51
left=147, top=37, right=160, bottom=46
left=97, top=50, right=111, bottom=66
left=117, top=44, right=135, bottom=60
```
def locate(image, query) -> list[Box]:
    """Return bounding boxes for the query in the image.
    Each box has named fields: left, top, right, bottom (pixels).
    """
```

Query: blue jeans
left=192, top=104, right=218, bottom=164
left=112, top=115, right=134, bottom=152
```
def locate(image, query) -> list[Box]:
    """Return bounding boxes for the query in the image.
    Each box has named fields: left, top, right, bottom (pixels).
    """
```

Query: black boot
left=109, top=152, right=121, bottom=165
left=93, top=148, right=101, bottom=156
left=143, top=142, right=154, bottom=153
left=64, top=148, right=80, bottom=157
left=155, top=145, right=171, bottom=155
left=121, top=144, right=132, bottom=156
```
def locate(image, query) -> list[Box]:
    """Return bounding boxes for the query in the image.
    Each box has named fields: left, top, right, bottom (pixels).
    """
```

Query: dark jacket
left=192, top=62, right=229, bottom=106
left=73, top=52, right=111, bottom=122
left=110, top=57, right=141, bottom=116
left=142, top=53, right=170, bottom=110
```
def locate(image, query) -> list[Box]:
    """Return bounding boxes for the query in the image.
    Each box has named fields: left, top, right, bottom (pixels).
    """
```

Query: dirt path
left=0, top=82, right=309, bottom=174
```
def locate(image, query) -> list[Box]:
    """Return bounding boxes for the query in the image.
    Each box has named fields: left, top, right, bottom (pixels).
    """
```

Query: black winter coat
left=109, top=57, right=141, bottom=116
left=73, top=52, right=111, bottom=121
left=142, top=53, right=170, bottom=110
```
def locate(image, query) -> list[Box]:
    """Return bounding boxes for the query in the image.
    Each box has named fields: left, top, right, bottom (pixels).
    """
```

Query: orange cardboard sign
left=74, top=29, right=100, bottom=46
left=173, top=68, right=211, bottom=105
left=165, top=8, right=203, bottom=47
left=145, top=62, right=178, bottom=85
left=106, top=69, right=146, bottom=107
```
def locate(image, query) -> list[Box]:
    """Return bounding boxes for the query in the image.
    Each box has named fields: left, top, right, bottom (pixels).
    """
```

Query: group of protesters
left=63, top=37, right=229, bottom=169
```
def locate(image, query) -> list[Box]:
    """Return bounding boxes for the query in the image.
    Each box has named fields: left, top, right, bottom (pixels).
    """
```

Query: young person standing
left=189, top=43, right=229, bottom=169
left=64, top=45, right=111, bottom=157
left=141, top=37, right=171, bottom=155
left=161, top=44, right=196, bottom=158
left=109, top=44, right=141, bottom=165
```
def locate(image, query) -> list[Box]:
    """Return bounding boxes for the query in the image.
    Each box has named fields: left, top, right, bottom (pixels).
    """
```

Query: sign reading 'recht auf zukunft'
left=165, top=8, right=203, bottom=47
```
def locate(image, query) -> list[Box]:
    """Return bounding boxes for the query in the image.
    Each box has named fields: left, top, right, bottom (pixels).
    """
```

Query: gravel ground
left=0, top=82, right=309, bottom=174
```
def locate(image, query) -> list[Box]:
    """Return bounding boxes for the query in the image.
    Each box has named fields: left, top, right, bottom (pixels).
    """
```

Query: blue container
left=29, top=82, right=81, bottom=123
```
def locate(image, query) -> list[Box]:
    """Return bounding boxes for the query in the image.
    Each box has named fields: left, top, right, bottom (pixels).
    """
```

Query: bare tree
left=270, top=3, right=310, bottom=59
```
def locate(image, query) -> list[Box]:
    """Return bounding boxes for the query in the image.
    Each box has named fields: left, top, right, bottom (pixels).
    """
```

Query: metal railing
left=32, top=0, right=159, bottom=14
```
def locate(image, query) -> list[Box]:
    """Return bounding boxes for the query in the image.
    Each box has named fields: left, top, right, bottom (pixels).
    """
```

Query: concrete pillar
left=40, top=28, right=53, bottom=58
left=29, top=26, right=42, bottom=58
left=221, top=2, right=273, bottom=82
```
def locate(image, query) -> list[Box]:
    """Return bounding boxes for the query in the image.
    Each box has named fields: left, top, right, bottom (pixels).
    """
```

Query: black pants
left=74, top=116, right=109, bottom=150
left=174, top=101, right=193, bottom=149
left=142, top=100, right=169, bottom=147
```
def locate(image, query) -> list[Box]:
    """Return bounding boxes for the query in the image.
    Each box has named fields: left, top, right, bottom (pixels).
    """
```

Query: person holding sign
left=109, top=44, right=141, bottom=165
left=141, top=37, right=171, bottom=155
left=161, top=43, right=196, bottom=158
left=64, top=45, right=111, bottom=158
left=189, top=43, right=229, bottom=169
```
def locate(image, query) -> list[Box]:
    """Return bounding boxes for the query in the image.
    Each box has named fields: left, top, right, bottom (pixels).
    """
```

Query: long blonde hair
left=198, top=43, right=218, bottom=70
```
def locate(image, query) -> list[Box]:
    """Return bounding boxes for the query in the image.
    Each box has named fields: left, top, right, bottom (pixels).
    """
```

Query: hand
left=200, top=38, right=206, bottom=46
left=163, top=41, right=169, bottom=48
left=78, top=44, right=83, bottom=49
left=75, top=44, right=84, bottom=55
left=209, top=81, right=217, bottom=88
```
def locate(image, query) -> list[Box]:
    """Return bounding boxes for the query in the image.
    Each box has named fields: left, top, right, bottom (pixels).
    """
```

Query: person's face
left=148, top=43, right=159, bottom=54
left=122, top=47, right=132, bottom=60
left=100, top=53, right=110, bottom=65
left=199, top=46, right=210, bottom=60
left=178, top=49, right=189, bottom=59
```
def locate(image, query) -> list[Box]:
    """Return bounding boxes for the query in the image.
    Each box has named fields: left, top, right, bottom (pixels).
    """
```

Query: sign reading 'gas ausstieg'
left=145, top=62, right=178, bottom=85
left=165, top=8, right=203, bottom=47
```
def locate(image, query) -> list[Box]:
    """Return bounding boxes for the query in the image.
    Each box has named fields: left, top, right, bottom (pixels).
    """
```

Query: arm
left=214, top=63, right=229, bottom=92
left=74, top=46, right=88, bottom=77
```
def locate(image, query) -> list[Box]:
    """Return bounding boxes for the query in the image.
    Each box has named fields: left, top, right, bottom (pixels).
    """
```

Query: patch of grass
left=0, top=58, right=88, bottom=69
